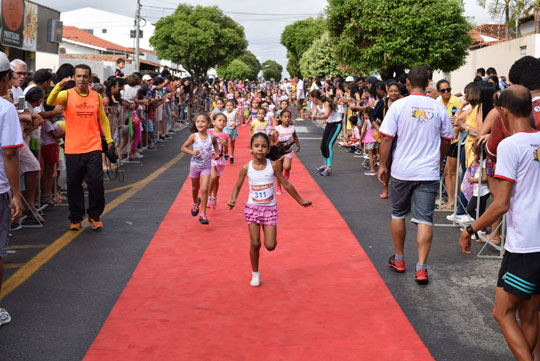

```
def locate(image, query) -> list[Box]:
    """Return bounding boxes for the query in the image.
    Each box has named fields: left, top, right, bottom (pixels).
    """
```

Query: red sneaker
left=415, top=269, right=429, bottom=285
left=387, top=255, right=406, bottom=272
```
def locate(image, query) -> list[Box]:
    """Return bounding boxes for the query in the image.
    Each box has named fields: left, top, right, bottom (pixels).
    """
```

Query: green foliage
left=281, top=17, right=326, bottom=77
left=237, top=51, right=261, bottom=80
left=326, top=0, right=474, bottom=78
left=478, top=0, right=540, bottom=36
left=216, top=59, right=251, bottom=80
left=299, top=32, right=340, bottom=78
left=261, top=60, right=283, bottom=81
left=149, top=4, right=248, bottom=78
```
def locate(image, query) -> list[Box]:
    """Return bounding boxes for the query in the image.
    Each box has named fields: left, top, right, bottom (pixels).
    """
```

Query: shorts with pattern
left=244, top=203, right=278, bottom=226
left=224, top=127, right=239, bottom=140
left=497, top=251, right=540, bottom=299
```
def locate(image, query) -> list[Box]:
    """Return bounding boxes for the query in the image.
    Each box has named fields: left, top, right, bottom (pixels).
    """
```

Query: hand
left=105, top=143, right=118, bottom=163
left=58, top=76, right=74, bottom=88
left=31, top=113, right=44, bottom=126
left=214, top=153, right=220, bottom=160
left=475, top=134, right=490, bottom=148
left=300, top=199, right=312, bottom=207
left=451, top=116, right=458, bottom=126
left=296, top=147, right=300, bottom=153
left=228, top=200, right=236, bottom=209
left=11, top=193, right=23, bottom=222
left=377, top=166, right=388, bottom=186
left=193, top=150, right=200, bottom=157
left=459, top=123, right=468, bottom=132
left=459, top=228, right=473, bottom=254
left=468, top=178, right=475, bottom=184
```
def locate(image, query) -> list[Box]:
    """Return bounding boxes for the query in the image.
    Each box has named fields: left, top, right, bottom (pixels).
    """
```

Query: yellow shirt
left=441, top=95, right=462, bottom=144
left=251, top=118, right=268, bottom=134
left=464, top=105, right=478, bottom=169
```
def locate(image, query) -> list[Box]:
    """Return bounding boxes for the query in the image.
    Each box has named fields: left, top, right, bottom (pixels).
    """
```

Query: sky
left=40, top=0, right=496, bottom=77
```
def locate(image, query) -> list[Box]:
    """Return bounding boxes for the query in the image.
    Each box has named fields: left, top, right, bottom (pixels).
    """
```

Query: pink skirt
left=362, top=128, right=376, bottom=143
left=244, top=203, right=278, bottom=226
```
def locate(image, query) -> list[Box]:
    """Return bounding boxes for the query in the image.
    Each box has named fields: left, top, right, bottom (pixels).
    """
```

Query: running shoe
left=320, top=168, right=333, bottom=176
left=224, top=155, right=229, bottom=160
left=387, top=255, right=406, bottom=272
left=316, top=165, right=327, bottom=173
left=213, top=197, right=218, bottom=209
left=354, top=148, right=362, bottom=154
left=456, top=214, right=474, bottom=225
left=191, top=198, right=201, bottom=217
left=346, top=148, right=355, bottom=153
left=0, top=308, right=11, bottom=327
left=89, top=218, right=103, bottom=230
left=250, top=272, right=261, bottom=287
left=69, top=221, right=82, bottom=231
left=199, top=214, right=209, bottom=225
left=230, top=157, right=234, bottom=164
left=364, top=170, right=376, bottom=176
left=446, top=213, right=458, bottom=222
left=134, top=153, right=144, bottom=159
left=207, top=197, right=215, bottom=210
left=276, top=187, right=282, bottom=195
left=415, top=269, right=429, bottom=285
left=164, top=135, right=173, bottom=140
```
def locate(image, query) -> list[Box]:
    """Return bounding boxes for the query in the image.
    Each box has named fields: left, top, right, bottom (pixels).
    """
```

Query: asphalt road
left=0, top=120, right=512, bottom=360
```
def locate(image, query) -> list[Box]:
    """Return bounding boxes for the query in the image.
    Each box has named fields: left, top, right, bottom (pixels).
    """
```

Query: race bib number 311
left=250, top=184, right=274, bottom=203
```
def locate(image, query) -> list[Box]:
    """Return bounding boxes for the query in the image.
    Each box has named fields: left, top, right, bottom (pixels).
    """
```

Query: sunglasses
left=439, top=88, right=452, bottom=93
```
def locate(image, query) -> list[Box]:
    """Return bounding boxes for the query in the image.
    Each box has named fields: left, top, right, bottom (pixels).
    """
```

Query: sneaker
left=276, top=187, right=282, bottom=195
left=415, top=269, right=429, bottom=285
left=354, top=149, right=362, bottom=154
left=230, top=157, right=234, bottom=164
left=316, top=165, right=327, bottom=173
left=0, top=308, right=11, bottom=326
left=69, top=221, right=82, bottom=231
left=346, top=148, right=355, bottom=153
left=191, top=198, right=201, bottom=217
left=134, top=153, right=144, bottom=159
left=387, top=255, right=406, bottom=272
left=250, top=272, right=261, bottom=287
left=212, top=197, right=218, bottom=210
left=446, top=213, right=458, bottom=222
left=320, top=168, right=333, bottom=176
left=199, top=214, right=209, bottom=225
left=89, top=218, right=103, bottom=230
left=456, top=214, right=475, bottom=225
left=364, top=170, right=376, bottom=176
left=128, top=155, right=136, bottom=161
left=164, top=135, right=173, bottom=140
left=224, top=155, right=229, bottom=160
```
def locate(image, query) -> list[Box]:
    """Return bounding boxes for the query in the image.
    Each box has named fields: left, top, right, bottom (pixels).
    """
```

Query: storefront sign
left=22, top=1, right=37, bottom=51
left=1, top=0, right=37, bottom=51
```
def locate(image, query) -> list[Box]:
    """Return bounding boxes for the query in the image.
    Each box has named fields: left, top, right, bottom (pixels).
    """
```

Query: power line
left=141, top=4, right=320, bottom=17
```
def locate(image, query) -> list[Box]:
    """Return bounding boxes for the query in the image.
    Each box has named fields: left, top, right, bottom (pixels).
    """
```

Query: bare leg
left=534, top=312, right=540, bottom=361
left=444, top=157, right=457, bottom=208
left=391, top=219, right=406, bottom=257
left=518, top=295, right=540, bottom=351
left=282, top=157, right=292, bottom=179
left=191, top=177, right=200, bottom=204
left=230, top=139, right=236, bottom=158
left=368, top=149, right=374, bottom=170
left=416, top=224, right=433, bottom=265
left=41, top=163, right=55, bottom=200
left=209, top=167, right=218, bottom=198
left=262, top=225, right=277, bottom=251
left=275, top=159, right=284, bottom=190
left=249, top=223, right=261, bottom=272
left=199, top=173, right=210, bottom=214
left=22, top=171, right=39, bottom=210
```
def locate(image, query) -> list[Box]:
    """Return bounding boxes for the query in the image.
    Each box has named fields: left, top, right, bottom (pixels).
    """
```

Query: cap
left=142, top=74, right=152, bottom=81
left=0, top=52, right=12, bottom=72
left=345, top=76, right=354, bottom=82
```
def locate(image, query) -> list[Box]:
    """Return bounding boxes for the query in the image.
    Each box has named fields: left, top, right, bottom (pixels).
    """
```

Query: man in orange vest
left=47, top=64, right=114, bottom=231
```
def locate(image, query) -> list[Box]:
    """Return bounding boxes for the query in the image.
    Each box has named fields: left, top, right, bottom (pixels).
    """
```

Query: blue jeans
left=390, top=177, right=439, bottom=226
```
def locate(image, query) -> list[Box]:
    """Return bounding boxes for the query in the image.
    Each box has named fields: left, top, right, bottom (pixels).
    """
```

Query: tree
left=216, top=59, right=250, bottom=80
left=281, top=17, right=326, bottom=77
left=478, top=0, right=540, bottom=37
left=150, top=4, right=248, bottom=78
left=299, top=32, right=340, bottom=78
left=261, top=60, right=283, bottom=81
left=326, top=0, right=473, bottom=79
left=237, top=51, right=261, bottom=80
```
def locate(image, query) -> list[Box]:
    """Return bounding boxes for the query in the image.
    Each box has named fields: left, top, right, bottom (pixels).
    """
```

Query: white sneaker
left=250, top=272, right=261, bottom=287
left=446, top=213, right=458, bottom=222
left=134, top=153, right=144, bottom=159
left=0, top=308, right=11, bottom=326
left=456, top=214, right=474, bottom=225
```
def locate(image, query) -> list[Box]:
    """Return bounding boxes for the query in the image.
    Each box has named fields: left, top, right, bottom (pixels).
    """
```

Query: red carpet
left=84, top=126, right=434, bottom=361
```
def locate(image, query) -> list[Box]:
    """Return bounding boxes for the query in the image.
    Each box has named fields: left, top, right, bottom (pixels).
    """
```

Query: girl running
left=223, top=99, right=240, bottom=164
left=310, top=90, right=342, bottom=176
left=247, top=98, right=260, bottom=124
left=272, top=110, right=300, bottom=195
left=210, top=98, right=225, bottom=119
left=208, top=113, right=229, bottom=209
left=228, top=133, right=312, bottom=287
left=181, top=113, right=220, bottom=225
left=249, top=108, right=269, bottom=137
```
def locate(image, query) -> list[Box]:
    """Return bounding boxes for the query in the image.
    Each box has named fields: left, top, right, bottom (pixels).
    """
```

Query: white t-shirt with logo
left=296, top=80, right=304, bottom=99
left=494, top=131, right=540, bottom=253
left=0, top=98, right=24, bottom=194
left=379, top=94, right=453, bottom=181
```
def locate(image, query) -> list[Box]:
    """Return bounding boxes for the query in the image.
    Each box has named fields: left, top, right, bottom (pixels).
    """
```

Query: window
left=130, top=30, right=143, bottom=38
left=102, top=29, right=107, bottom=33
left=82, top=29, right=94, bottom=35
left=521, top=46, right=527, bottom=57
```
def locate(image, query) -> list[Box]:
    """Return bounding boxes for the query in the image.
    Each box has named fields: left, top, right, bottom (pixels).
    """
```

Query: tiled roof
left=469, top=24, right=512, bottom=49
left=60, top=54, right=131, bottom=62
left=63, top=26, right=131, bottom=53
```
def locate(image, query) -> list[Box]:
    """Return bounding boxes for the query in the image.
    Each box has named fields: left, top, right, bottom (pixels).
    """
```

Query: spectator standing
left=47, top=64, right=114, bottom=231
left=378, top=66, right=453, bottom=285
left=295, top=76, right=305, bottom=121
left=0, top=52, right=24, bottom=327
left=10, top=59, right=26, bottom=105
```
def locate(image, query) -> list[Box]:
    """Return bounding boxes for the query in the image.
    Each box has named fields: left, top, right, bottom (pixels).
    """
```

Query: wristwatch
left=466, top=224, right=478, bottom=239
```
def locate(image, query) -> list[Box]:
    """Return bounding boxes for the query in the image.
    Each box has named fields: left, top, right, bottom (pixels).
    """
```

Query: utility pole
left=135, top=0, right=141, bottom=70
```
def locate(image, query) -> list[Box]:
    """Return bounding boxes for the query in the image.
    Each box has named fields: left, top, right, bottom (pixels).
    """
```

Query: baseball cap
left=0, top=52, right=13, bottom=72
left=345, top=76, right=355, bottom=82
left=142, top=74, right=152, bottom=81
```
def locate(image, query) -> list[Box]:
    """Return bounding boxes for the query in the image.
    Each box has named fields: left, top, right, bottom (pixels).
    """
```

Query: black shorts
left=447, top=142, right=458, bottom=158
left=497, top=251, right=540, bottom=299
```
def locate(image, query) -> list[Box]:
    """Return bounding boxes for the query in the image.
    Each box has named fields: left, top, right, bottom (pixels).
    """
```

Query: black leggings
left=466, top=193, right=490, bottom=219
left=320, top=122, right=342, bottom=167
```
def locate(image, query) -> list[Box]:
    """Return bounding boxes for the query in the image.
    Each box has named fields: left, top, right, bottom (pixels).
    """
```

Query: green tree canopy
left=150, top=4, right=248, bottom=78
left=327, top=0, right=473, bottom=79
left=216, top=59, right=250, bottom=80
left=281, top=17, right=326, bottom=77
left=299, top=32, right=340, bottom=78
left=237, top=51, right=261, bottom=80
left=261, top=60, right=283, bottom=81
left=478, top=0, right=540, bottom=37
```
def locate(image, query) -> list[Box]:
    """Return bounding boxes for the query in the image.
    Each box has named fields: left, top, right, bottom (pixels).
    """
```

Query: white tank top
left=247, top=159, right=276, bottom=206
left=224, top=110, right=237, bottom=129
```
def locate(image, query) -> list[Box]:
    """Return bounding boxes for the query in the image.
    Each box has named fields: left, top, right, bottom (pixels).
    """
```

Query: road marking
left=294, top=126, right=309, bottom=133
left=3, top=263, right=25, bottom=269
left=0, top=152, right=186, bottom=300
left=105, top=181, right=141, bottom=194
left=7, top=244, right=48, bottom=250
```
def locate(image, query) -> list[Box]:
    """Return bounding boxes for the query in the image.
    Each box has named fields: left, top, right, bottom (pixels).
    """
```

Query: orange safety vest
left=64, top=88, right=102, bottom=154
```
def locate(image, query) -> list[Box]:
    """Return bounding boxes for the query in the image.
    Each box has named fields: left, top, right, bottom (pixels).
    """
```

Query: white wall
left=61, top=41, right=101, bottom=55
left=520, top=21, right=535, bottom=36
left=35, top=52, right=60, bottom=72
left=435, top=35, right=540, bottom=94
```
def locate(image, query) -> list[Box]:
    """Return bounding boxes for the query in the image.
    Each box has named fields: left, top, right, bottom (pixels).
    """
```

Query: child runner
left=223, top=99, right=239, bottom=164
left=181, top=113, right=220, bottom=224
left=249, top=108, right=269, bottom=137
left=247, top=98, right=260, bottom=125
left=273, top=109, right=300, bottom=194
left=210, top=98, right=225, bottom=119
left=228, top=133, right=312, bottom=287
left=208, top=113, right=228, bottom=209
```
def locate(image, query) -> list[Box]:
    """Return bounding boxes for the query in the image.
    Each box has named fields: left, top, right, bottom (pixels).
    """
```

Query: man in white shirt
left=460, top=85, right=540, bottom=360
left=10, top=59, right=27, bottom=105
left=295, top=76, right=305, bottom=121
left=378, top=66, right=453, bottom=285
left=0, top=52, right=24, bottom=327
